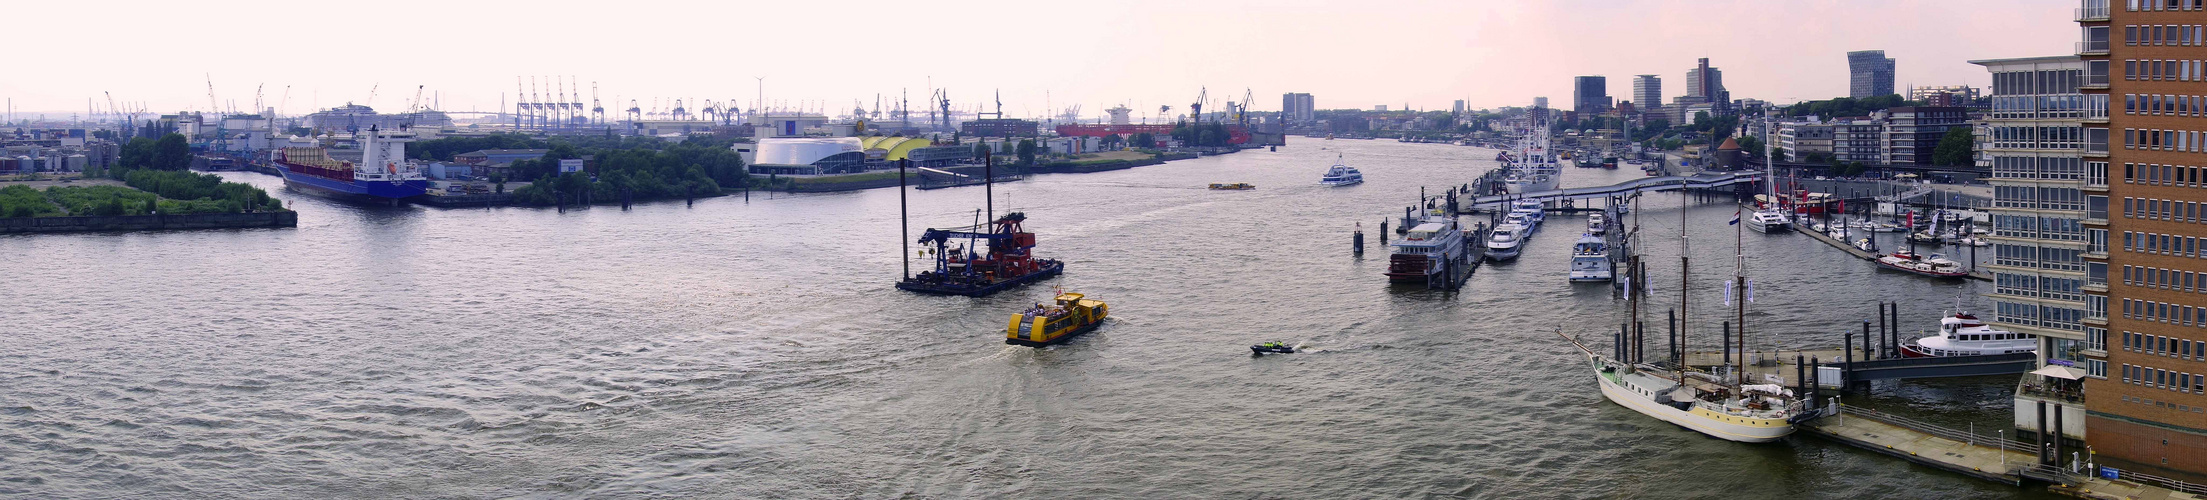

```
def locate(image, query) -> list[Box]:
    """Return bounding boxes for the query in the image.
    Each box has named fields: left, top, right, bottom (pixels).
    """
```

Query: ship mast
left=1678, top=178, right=1690, bottom=386
left=1736, top=195, right=1749, bottom=388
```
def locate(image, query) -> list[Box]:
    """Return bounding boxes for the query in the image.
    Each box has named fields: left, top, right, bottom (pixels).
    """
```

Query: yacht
left=1744, top=210, right=1793, bottom=233
left=1874, top=251, right=1968, bottom=278
left=1484, top=224, right=1525, bottom=261
left=1568, top=234, right=1613, bottom=282
left=1588, top=212, right=1608, bottom=235
left=1511, top=200, right=1546, bottom=225
left=1901, top=312, right=2038, bottom=357
left=1384, top=210, right=1469, bottom=282
left=1319, top=155, right=1363, bottom=187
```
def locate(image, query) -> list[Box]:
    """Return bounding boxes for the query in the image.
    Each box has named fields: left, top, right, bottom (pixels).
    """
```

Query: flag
left=1729, top=209, right=1741, bottom=226
left=1747, top=279, right=1756, bottom=303
left=1724, top=280, right=1735, bottom=306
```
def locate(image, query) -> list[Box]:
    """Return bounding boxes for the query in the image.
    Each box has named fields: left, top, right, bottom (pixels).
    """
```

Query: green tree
left=972, top=142, right=990, bottom=162
left=1016, top=139, right=1037, bottom=167
left=1931, top=126, right=1974, bottom=166
left=152, top=133, right=191, bottom=171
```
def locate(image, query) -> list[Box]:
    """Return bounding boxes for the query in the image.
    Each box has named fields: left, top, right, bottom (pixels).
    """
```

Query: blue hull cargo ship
left=274, top=127, right=429, bottom=205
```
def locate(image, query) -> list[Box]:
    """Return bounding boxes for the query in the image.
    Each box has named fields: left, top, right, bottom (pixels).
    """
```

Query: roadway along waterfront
left=0, top=140, right=2055, bottom=498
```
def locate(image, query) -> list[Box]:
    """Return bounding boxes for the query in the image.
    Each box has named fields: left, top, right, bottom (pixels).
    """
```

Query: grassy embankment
left=0, top=171, right=286, bottom=218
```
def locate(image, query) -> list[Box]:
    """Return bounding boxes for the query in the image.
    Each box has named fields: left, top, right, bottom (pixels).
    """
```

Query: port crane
left=1189, top=86, right=1206, bottom=125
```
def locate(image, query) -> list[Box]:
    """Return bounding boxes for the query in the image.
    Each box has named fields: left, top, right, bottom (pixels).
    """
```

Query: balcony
left=2077, top=3, right=2112, bottom=21
left=2077, top=40, right=2111, bottom=55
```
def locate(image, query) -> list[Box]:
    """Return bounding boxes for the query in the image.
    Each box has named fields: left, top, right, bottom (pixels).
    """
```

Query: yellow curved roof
left=865, top=136, right=936, bottom=161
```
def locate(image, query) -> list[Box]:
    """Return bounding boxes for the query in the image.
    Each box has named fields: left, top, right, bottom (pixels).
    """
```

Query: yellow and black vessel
left=1006, top=292, right=1108, bottom=347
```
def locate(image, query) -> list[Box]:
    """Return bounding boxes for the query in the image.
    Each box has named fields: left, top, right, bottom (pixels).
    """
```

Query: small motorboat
left=1251, top=342, right=1296, bottom=355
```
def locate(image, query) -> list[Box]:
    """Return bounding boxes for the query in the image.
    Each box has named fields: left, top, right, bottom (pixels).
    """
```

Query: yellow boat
left=1209, top=183, right=1255, bottom=190
left=1006, top=292, right=1108, bottom=347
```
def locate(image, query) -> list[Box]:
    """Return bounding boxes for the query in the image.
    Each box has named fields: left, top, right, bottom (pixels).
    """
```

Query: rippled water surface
left=1, top=140, right=2058, bottom=498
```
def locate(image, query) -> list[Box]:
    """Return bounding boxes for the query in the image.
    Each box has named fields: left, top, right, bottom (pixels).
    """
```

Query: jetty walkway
left=1796, top=218, right=1993, bottom=281
left=1803, top=403, right=2040, bottom=485
left=1463, top=171, right=1764, bottom=212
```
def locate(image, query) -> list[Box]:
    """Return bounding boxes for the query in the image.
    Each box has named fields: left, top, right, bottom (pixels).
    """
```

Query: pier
left=1463, top=171, right=1765, bottom=213
left=1802, top=403, right=2040, bottom=486
left=1796, top=216, right=1992, bottom=281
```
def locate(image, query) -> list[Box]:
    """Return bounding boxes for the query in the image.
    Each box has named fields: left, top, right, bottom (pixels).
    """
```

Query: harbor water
left=0, top=140, right=2056, bottom=498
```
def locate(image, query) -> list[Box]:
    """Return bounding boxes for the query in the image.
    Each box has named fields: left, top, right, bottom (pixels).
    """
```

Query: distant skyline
left=2, top=0, right=2074, bottom=120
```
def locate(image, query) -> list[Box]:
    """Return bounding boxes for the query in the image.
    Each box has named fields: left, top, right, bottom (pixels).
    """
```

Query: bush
left=0, top=185, right=60, bottom=218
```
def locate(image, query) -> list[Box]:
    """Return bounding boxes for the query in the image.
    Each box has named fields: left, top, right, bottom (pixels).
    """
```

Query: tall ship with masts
left=1743, top=115, right=1793, bottom=233
left=1562, top=191, right=1808, bottom=442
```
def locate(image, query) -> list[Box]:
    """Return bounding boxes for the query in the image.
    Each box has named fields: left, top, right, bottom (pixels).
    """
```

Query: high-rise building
left=1974, top=56, right=2092, bottom=460
left=1633, top=75, right=1663, bottom=110
left=1849, top=50, right=1898, bottom=98
left=1453, top=100, right=1466, bottom=115
left=1685, top=58, right=1729, bottom=115
left=1533, top=97, right=1549, bottom=109
left=2076, top=0, right=2207, bottom=482
left=1281, top=93, right=1314, bottom=123
left=1573, top=76, right=1610, bottom=114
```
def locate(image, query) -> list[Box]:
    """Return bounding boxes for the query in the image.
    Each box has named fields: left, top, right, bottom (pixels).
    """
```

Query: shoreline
left=0, top=211, right=298, bottom=234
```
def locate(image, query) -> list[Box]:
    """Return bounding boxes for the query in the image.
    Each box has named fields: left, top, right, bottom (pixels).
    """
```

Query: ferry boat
left=1484, top=223, right=1524, bottom=261
left=1568, top=234, right=1613, bottom=282
left=1901, top=312, right=2038, bottom=358
left=1874, top=251, right=1968, bottom=278
left=1006, top=291, right=1108, bottom=347
left=1209, top=183, right=1255, bottom=190
left=273, top=126, right=429, bottom=205
left=1384, top=210, right=1469, bottom=282
left=898, top=212, right=1066, bottom=296
left=1319, top=156, right=1363, bottom=187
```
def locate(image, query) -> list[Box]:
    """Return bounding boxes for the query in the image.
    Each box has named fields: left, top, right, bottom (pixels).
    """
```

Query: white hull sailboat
left=1585, top=355, right=1797, bottom=443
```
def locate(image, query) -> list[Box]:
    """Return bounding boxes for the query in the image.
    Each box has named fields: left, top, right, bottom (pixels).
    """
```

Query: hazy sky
left=5, top=0, right=2075, bottom=120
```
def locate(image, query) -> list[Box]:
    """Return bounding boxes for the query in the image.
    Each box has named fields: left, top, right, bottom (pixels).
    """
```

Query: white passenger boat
left=1384, top=210, right=1468, bottom=282
left=1319, top=155, right=1363, bottom=187
left=1484, top=224, right=1524, bottom=261
left=1568, top=234, right=1612, bottom=282
left=1901, top=312, right=2038, bottom=357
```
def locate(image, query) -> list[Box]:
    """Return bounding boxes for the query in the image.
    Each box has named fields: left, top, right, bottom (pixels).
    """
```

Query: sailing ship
left=1566, top=182, right=1806, bottom=442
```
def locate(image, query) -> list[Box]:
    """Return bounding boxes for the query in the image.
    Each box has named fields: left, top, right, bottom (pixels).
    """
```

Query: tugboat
left=1900, top=312, right=2038, bottom=357
left=1874, top=251, right=1968, bottom=278
left=1006, top=291, right=1108, bottom=347
left=1250, top=341, right=1296, bottom=355
left=898, top=211, right=1066, bottom=296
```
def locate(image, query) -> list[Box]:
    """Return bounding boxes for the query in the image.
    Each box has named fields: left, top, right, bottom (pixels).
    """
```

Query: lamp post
left=1999, top=430, right=2006, bottom=467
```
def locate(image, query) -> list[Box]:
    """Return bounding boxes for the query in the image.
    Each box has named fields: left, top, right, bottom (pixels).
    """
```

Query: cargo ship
left=273, top=126, right=429, bottom=205
left=897, top=211, right=1065, bottom=297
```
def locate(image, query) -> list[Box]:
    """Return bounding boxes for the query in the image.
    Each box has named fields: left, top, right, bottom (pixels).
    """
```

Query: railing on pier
left=1834, top=403, right=2032, bottom=451
left=2098, top=467, right=2207, bottom=495
left=2018, top=463, right=2090, bottom=486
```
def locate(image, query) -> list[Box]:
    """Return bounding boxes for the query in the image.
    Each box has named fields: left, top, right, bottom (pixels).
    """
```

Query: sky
left=3, top=0, right=2077, bottom=121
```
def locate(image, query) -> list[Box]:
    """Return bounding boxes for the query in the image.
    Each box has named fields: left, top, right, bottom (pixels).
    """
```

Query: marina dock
left=1796, top=218, right=1992, bottom=281
left=1803, top=403, right=2040, bottom=486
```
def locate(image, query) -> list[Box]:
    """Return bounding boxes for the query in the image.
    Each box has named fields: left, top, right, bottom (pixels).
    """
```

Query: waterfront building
left=1879, top=106, right=1969, bottom=165
left=751, top=112, right=832, bottom=138
left=959, top=118, right=1040, bottom=138
left=744, top=137, right=866, bottom=175
left=1833, top=118, right=1884, bottom=164
left=1777, top=122, right=1834, bottom=162
left=1633, top=75, right=1663, bottom=110
left=1850, top=50, right=1898, bottom=98
left=2077, top=0, right=2207, bottom=481
left=1974, top=55, right=2094, bottom=451
left=1281, top=93, right=1314, bottom=124
left=1574, top=76, right=1611, bottom=114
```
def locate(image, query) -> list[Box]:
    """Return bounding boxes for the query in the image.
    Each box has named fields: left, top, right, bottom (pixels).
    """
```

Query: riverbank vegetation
left=0, top=169, right=284, bottom=218
left=410, top=133, right=751, bottom=206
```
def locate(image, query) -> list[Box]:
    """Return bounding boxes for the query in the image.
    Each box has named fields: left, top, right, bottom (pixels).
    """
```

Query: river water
left=0, top=140, right=2057, bottom=498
